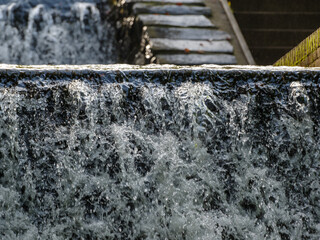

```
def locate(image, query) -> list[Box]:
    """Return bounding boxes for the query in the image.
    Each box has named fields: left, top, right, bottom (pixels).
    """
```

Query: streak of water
left=0, top=0, right=118, bottom=64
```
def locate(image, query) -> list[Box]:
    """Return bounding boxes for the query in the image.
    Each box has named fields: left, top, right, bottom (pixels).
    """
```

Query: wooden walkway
left=127, top=0, right=237, bottom=65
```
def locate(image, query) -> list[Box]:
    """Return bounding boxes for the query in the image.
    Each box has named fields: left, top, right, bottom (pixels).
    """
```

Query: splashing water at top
left=0, top=0, right=119, bottom=64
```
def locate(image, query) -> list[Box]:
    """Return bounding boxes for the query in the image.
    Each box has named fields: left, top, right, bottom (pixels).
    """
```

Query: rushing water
left=0, top=67, right=320, bottom=239
left=0, top=0, right=118, bottom=64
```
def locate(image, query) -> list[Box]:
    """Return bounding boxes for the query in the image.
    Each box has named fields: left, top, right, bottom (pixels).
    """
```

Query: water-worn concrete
left=0, top=64, right=319, bottom=83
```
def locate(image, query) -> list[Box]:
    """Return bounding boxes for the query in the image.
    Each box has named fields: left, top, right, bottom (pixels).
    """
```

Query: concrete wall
left=0, top=65, right=319, bottom=86
left=274, top=28, right=320, bottom=67
left=230, top=0, right=320, bottom=65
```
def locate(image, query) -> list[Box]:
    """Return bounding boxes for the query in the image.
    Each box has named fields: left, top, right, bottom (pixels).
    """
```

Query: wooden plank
left=147, top=26, right=231, bottom=40
left=138, top=14, right=215, bottom=27
left=156, top=53, right=237, bottom=64
left=150, top=38, right=234, bottom=53
left=127, top=0, right=205, bottom=6
left=133, top=3, right=211, bottom=15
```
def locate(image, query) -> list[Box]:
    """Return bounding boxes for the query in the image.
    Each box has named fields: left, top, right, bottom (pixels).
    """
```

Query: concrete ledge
left=219, top=0, right=255, bottom=65
left=0, top=64, right=319, bottom=88
left=1, top=64, right=318, bottom=71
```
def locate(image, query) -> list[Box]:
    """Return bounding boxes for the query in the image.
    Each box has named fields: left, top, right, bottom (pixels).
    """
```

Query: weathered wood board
left=133, top=3, right=211, bottom=16
left=150, top=38, right=234, bottom=53
left=146, top=26, right=231, bottom=40
left=127, top=0, right=205, bottom=6
left=156, top=53, right=237, bottom=64
left=138, top=14, right=215, bottom=27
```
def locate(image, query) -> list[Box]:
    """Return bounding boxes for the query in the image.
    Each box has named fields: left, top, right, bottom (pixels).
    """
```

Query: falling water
left=0, top=66, right=319, bottom=239
left=0, top=0, right=118, bottom=64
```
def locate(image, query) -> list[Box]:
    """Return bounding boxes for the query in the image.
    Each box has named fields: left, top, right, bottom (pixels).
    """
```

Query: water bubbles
left=289, top=81, right=310, bottom=116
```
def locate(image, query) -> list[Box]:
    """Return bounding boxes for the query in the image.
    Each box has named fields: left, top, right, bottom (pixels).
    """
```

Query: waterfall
left=0, top=0, right=118, bottom=64
left=0, top=65, right=319, bottom=239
